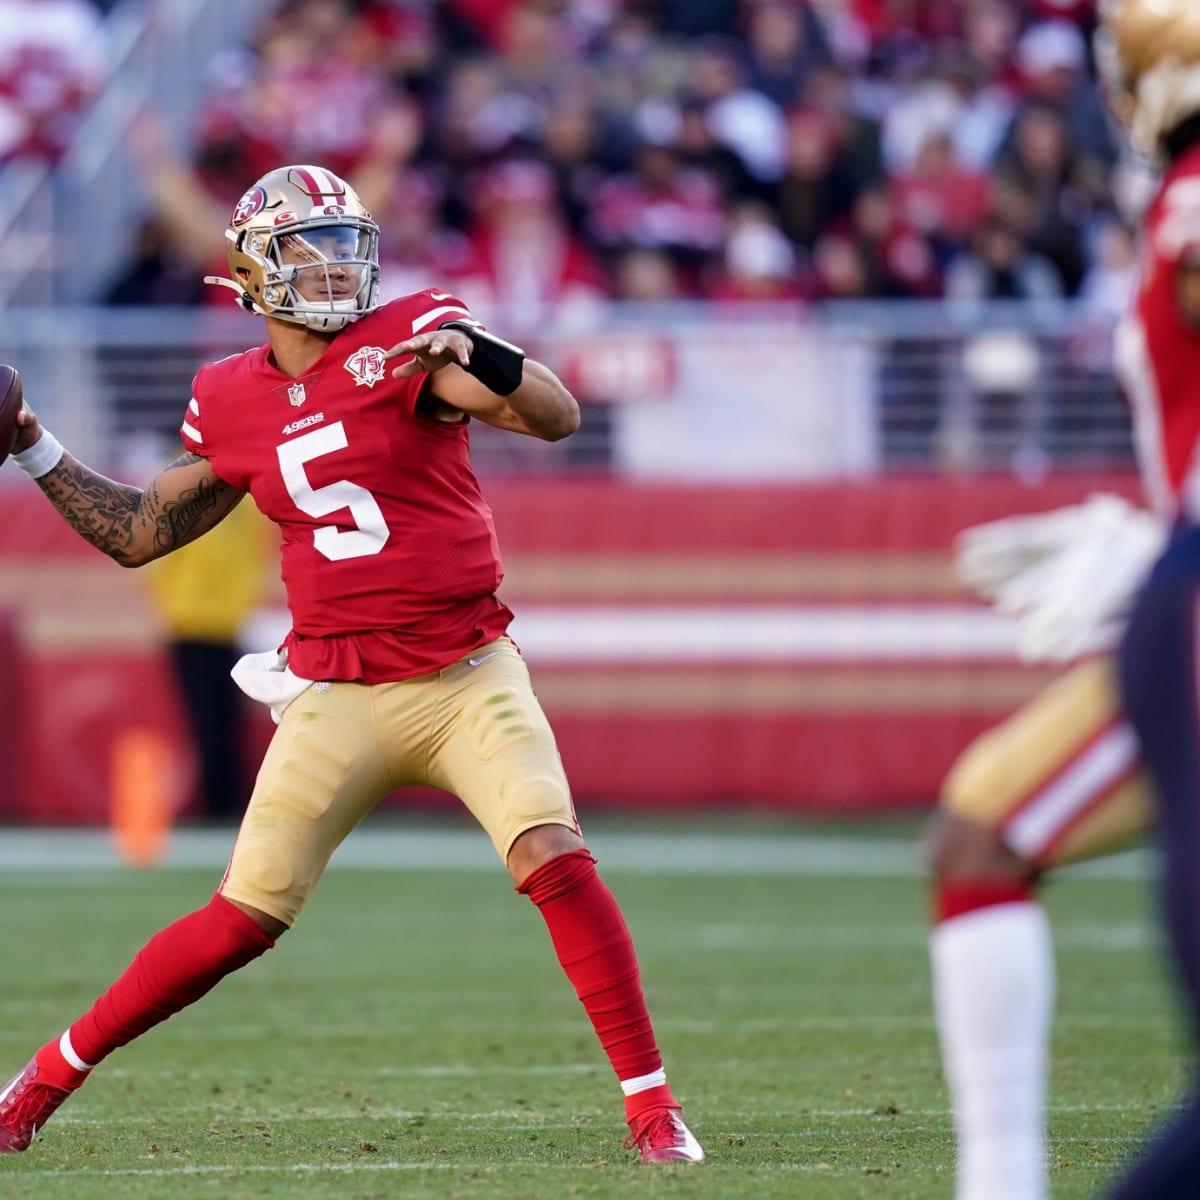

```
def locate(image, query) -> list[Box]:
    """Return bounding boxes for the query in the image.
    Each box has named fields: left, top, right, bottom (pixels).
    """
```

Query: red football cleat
left=624, top=1105, right=705, bottom=1163
left=0, top=1059, right=75, bottom=1152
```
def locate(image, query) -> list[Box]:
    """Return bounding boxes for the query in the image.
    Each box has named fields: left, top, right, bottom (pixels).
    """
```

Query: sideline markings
left=0, top=827, right=1151, bottom=879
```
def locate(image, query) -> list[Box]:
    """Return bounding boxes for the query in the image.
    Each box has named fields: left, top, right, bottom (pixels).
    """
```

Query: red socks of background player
left=518, top=849, right=677, bottom=1120
left=934, top=878, right=1034, bottom=923
left=35, top=894, right=275, bottom=1087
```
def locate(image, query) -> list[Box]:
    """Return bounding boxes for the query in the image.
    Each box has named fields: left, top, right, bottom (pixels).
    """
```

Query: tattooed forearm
left=35, top=450, right=231, bottom=566
left=37, top=454, right=145, bottom=564
left=146, top=464, right=224, bottom=554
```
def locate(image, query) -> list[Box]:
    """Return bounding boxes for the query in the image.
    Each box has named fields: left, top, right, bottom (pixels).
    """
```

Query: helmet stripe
left=289, top=166, right=346, bottom=201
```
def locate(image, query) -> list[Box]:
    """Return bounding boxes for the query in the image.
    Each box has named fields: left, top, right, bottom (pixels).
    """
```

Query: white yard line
left=0, top=827, right=1152, bottom=878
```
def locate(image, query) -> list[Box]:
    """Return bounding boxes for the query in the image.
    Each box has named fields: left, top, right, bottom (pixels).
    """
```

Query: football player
left=1096, top=0, right=1200, bottom=1194
left=927, top=495, right=1159, bottom=1200
left=0, top=164, right=704, bottom=1164
left=928, top=2, right=1200, bottom=1196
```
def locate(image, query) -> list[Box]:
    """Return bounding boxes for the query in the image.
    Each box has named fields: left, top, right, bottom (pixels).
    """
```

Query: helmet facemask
left=244, top=221, right=379, bottom=332
left=206, top=165, right=381, bottom=332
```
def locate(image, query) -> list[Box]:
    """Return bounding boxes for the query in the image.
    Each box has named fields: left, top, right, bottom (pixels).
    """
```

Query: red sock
left=519, top=850, right=670, bottom=1102
left=934, top=878, right=1034, bottom=924
left=66, top=894, right=275, bottom=1068
left=33, top=1041, right=90, bottom=1091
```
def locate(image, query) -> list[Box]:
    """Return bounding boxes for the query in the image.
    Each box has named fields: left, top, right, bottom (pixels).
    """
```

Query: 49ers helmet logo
left=344, top=346, right=387, bottom=388
left=232, top=186, right=267, bottom=227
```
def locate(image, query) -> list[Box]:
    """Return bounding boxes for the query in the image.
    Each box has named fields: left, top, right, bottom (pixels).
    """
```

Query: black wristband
left=439, top=321, right=525, bottom=396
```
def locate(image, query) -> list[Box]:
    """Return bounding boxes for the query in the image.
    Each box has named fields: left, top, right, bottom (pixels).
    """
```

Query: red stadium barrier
left=0, top=472, right=1141, bottom=823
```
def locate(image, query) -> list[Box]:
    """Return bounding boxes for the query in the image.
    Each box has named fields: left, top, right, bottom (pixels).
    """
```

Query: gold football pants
left=942, top=655, right=1151, bottom=867
left=219, top=637, right=578, bottom=925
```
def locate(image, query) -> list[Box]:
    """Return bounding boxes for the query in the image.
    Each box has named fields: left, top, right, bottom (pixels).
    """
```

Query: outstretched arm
left=385, top=327, right=581, bottom=441
left=13, top=405, right=246, bottom=567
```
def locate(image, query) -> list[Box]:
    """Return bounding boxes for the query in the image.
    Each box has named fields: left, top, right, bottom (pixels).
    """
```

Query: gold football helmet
left=205, top=164, right=380, bottom=332
left=1097, top=0, right=1200, bottom=158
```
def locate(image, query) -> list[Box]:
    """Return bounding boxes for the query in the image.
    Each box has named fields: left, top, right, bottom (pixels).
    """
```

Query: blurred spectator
left=668, top=94, right=758, bottom=205
left=587, top=136, right=727, bottom=291
left=1012, top=18, right=1115, bottom=172
left=374, top=168, right=477, bottom=304
left=706, top=202, right=802, bottom=300
left=937, top=53, right=1017, bottom=172
left=103, top=216, right=208, bottom=308
left=1056, top=211, right=1137, bottom=454
left=961, top=0, right=1021, bottom=91
left=992, top=101, right=1093, bottom=294
left=801, top=61, right=884, bottom=198
left=0, top=0, right=106, bottom=164
left=189, top=0, right=417, bottom=186
left=880, top=68, right=965, bottom=176
left=539, top=83, right=624, bottom=237
left=943, top=214, right=1063, bottom=304
left=657, top=0, right=740, bottom=38
left=686, top=33, right=787, bottom=188
left=358, top=0, right=441, bottom=94
left=443, top=0, right=530, bottom=50
left=847, top=178, right=939, bottom=298
left=1077, top=215, right=1138, bottom=324
left=809, top=230, right=873, bottom=300
left=123, top=111, right=234, bottom=298
left=740, top=0, right=832, bottom=108
left=453, top=157, right=609, bottom=331
left=888, top=127, right=990, bottom=261
left=1070, top=214, right=1138, bottom=374
left=775, top=105, right=850, bottom=251
left=34, top=0, right=1144, bottom=312
left=609, top=246, right=685, bottom=302
left=1027, top=0, right=1097, bottom=27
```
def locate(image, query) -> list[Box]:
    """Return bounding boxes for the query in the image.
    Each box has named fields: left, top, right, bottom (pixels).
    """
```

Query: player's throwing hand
left=385, top=328, right=473, bottom=378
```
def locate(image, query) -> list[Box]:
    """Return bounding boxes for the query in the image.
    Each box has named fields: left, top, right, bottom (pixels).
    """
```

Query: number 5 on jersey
left=276, top=422, right=389, bottom=561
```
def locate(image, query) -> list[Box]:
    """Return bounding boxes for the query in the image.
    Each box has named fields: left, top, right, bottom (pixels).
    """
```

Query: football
left=0, top=363, right=22, bottom=467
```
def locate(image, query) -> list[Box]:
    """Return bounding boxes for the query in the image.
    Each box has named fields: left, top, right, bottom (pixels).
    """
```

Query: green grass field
left=0, top=817, right=1185, bottom=1199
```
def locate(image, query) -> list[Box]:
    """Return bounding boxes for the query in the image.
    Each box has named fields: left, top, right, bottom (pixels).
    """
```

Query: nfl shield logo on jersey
left=288, top=381, right=306, bottom=407
left=344, top=346, right=387, bottom=388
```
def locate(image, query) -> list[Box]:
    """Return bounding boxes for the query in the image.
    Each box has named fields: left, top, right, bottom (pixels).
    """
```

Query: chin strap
left=202, top=275, right=240, bottom=295
left=203, top=276, right=263, bottom=314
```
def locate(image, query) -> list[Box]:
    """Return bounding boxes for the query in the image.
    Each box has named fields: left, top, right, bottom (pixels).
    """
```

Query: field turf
left=0, top=817, right=1184, bottom=1199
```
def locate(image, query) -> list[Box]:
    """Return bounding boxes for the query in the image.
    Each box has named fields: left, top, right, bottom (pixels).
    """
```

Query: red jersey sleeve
left=403, top=287, right=478, bottom=336
left=1151, top=167, right=1200, bottom=270
left=179, top=368, right=207, bottom=458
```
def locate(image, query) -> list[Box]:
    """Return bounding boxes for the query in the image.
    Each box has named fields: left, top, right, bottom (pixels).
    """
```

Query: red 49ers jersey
left=179, top=290, right=514, bottom=683
left=1116, top=144, right=1200, bottom=521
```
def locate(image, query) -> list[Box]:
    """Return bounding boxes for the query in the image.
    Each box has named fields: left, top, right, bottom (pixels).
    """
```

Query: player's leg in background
left=926, top=657, right=1147, bottom=1200
left=0, top=680, right=395, bottom=1153
left=1105, top=528, right=1200, bottom=1198
left=422, top=638, right=704, bottom=1162
left=168, top=637, right=245, bottom=822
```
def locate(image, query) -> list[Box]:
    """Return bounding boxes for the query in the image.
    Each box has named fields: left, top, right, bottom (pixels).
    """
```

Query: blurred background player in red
left=926, top=2, right=1200, bottom=1197
left=1096, top=0, right=1200, bottom=1192
left=927, top=492, right=1160, bottom=1200
left=0, top=163, right=703, bottom=1166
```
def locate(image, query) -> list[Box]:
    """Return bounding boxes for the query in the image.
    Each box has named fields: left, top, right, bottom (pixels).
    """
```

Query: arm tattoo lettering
left=147, top=458, right=224, bottom=554
left=36, top=451, right=225, bottom=566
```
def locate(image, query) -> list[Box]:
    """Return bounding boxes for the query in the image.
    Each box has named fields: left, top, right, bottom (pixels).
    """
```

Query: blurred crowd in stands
left=3, top=0, right=1143, bottom=324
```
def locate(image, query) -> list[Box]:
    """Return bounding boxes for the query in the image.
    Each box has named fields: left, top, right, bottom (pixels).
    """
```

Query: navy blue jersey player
left=1099, top=1, right=1200, bottom=1194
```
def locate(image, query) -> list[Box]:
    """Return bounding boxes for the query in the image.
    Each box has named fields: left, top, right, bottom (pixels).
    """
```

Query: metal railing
left=0, top=300, right=1135, bottom=480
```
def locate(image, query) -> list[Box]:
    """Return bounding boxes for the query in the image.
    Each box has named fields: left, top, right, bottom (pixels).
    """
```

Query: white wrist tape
left=12, top=430, right=65, bottom=479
